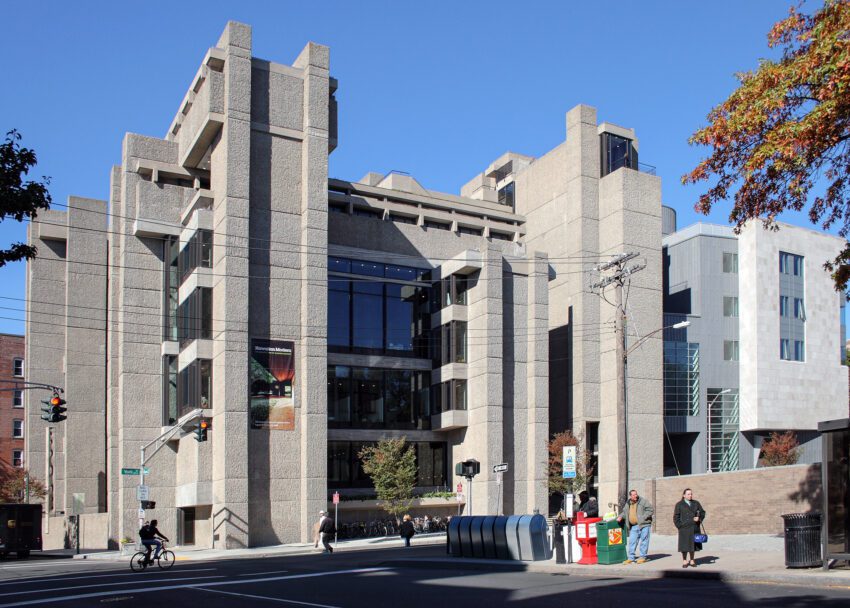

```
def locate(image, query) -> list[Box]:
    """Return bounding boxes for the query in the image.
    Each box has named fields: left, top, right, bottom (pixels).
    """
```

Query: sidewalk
left=390, top=534, right=850, bottom=590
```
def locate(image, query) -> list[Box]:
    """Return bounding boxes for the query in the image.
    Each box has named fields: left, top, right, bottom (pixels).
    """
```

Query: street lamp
left=706, top=388, right=732, bottom=473
left=619, top=319, right=691, bottom=505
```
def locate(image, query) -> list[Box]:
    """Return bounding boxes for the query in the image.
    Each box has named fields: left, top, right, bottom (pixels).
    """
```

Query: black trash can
left=782, top=512, right=822, bottom=568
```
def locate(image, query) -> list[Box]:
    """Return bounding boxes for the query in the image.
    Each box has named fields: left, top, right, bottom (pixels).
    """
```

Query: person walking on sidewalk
left=674, top=488, right=706, bottom=568
left=399, top=514, right=416, bottom=548
left=617, top=489, right=653, bottom=564
left=315, top=510, right=335, bottom=554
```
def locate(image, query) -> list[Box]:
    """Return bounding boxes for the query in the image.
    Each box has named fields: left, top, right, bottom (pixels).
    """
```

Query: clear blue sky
left=0, top=0, right=831, bottom=335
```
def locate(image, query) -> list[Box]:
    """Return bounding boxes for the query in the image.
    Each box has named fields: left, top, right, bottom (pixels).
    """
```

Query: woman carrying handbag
left=673, top=488, right=707, bottom=568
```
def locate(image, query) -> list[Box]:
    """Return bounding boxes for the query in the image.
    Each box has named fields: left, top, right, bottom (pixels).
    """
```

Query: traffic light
left=193, top=418, right=210, bottom=442
left=455, top=459, right=480, bottom=479
left=140, top=500, right=156, bottom=509
left=40, top=394, right=67, bottom=423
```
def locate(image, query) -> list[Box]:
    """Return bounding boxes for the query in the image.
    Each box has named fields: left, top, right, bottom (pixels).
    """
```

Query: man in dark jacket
left=140, top=519, right=169, bottom=564
left=318, top=510, right=335, bottom=554
left=617, top=490, right=654, bottom=564
left=399, top=515, right=416, bottom=547
left=577, top=491, right=599, bottom=517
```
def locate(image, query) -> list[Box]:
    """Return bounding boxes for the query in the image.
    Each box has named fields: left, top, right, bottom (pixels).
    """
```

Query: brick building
left=0, top=333, right=25, bottom=471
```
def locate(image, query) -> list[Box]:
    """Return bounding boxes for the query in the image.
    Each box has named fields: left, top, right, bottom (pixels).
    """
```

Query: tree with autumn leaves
left=0, top=465, right=46, bottom=503
left=684, top=0, right=850, bottom=289
left=547, top=431, right=592, bottom=498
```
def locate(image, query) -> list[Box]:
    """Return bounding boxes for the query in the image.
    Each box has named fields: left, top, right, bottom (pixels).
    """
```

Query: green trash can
left=595, top=520, right=627, bottom=564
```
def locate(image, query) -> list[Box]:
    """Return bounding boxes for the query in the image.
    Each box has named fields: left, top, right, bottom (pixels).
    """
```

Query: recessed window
left=12, top=420, right=23, bottom=439
left=329, top=202, right=348, bottom=214
left=779, top=251, right=804, bottom=276
left=389, top=213, right=416, bottom=225
left=723, top=296, right=739, bottom=318
left=794, top=298, right=806, bottom=321
left=354, top=207, right=382, bottom=219
left=458, top=225, right=483, bottom=237
left=794, top=340, right=805, bottom=362
left=12, top=450, right=22, bottom=467
left=497, top=182, right=515, bottom=207
left=424, top=220, right=450, bottom=231
left=723, top=340, right=739, bottom=362
left=13, top=390, right=23, bottom=408
left=780, top=296, right=789, bottom=317
left=489, top=230, right=512, bottom=242
left=13, top=358, right=23, bottom=377
left=780, top=338, right=791, bottom=360
left=722, top=252, right=738, bottom=274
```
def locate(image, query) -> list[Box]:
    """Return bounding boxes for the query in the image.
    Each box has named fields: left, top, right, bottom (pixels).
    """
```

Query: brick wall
left=0, top=334, right=25, bottom=470
left=646, top=463, right=821, bottom=535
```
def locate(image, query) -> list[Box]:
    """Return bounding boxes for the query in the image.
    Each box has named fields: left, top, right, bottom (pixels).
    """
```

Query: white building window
left=722, top=252, right=738, bottom=274
left=12, top=420, right=23, bottom=438
left=794, top=340, right=805, bottom=362
left=13, top=390, right=23, bottom=408
left=779, top=296, right=789, bottom=317
left=723, top=340, right=740, bottom=362
left=794, top=298, right=806, bottom=321
left=723, top=296, right=739, bottom=318
left=12, top=450, right=23, bottom=467
left=13, top=358, right=23, bottom=377
left=780, top=338, right=791, bottom=361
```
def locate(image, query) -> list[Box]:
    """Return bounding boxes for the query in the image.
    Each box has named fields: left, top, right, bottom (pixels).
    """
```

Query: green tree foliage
left=547, top=430, right=591, bottom=496
left=0, top=130, right=52, bottom=267
left=358, top=437, right=417, bottom=521
left=0, top=466, right=47, bottom=503
left=759, top=430, right=801, bottom=466
left=683, top=1, right=850, bottom=289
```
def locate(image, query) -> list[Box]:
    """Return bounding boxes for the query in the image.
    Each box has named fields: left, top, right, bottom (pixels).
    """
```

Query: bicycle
left=130, top=541, right=175, bottom=572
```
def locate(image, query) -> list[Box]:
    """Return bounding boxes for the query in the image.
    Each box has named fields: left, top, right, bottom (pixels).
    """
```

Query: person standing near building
left=576, top=491, right=599, bottom=517
left=674, top=488, right=706, bottom=568
left=399, top=514, right=416, bottom=547
left=617, top=489, right=653, bottom=564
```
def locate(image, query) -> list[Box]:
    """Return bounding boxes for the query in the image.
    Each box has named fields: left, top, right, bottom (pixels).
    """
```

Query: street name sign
left=121, top=468, right=149, bottom=475
left=493, top=463, right=508, bottom=474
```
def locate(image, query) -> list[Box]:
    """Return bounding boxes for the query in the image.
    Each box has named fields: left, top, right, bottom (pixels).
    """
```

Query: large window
left=723, top=340, right=740, bottom=362
left=163, top=356, right=178, bottom=424
left=177, top=359, right=213, bottom=419
left=328, top=257, right=430, bottom=357
left=430, top=379, right=467, bottom=414
left=601, top=132, right=638, bottom=176
left=12, top=358, right=23, bottom=377
left=722, top=252, right=738, bottom=274
left=163, top=236, right=180, bottom=341
left=12, top=450, right=22, bottom=467
left=327, top=440, right=447, bottom=489
left=179, top=229, right=213, bottom=281
left=707, top=388, right=739, bottom=472
left=779, top=251, right=804, bottom=276
left=328, top=366, right=430, bottom=430
left=431, top=275, right=470, bottom=310
left=178, top=287, right=213, bottom=345
left=663, top=342, right=700, bottom=417
left=723, top=296, right=739, bottom=318
left=433, top=321, right=468, bottom=367
left=497, top=182, right=515, bottom=207
left=12, top=420, right=23, bottom=438
left=13, top=390, right=23, bottom=408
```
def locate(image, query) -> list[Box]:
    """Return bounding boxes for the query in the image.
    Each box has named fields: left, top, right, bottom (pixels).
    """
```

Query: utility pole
left=590, top=252, right=645, bottom=509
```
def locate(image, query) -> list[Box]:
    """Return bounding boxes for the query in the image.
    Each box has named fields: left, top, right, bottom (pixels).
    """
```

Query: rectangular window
left=329, top=202, right=348, bottom=214
left=723, top=340, right=740, bottom=362
left=13, top=420, right=23, bottom=438
left=489, top=230, right=512, bottom=241
left=389, top=213, right=416, bottom=225
left=723, top=296, right=739, bottom=318
left=176, top=359, right=213, bottom=419
left=353, top=207, right=382, bottom=219
left=12, top=450, right=22, bottom=467
left=780, top=251, right=804, bottom=276
left=199, top=359, right=212, bottom=409
left=780, top=338, right=791, bottom=360
left=13, top=358, right=23, bottom=377
left=179, top=287, right=213, bottom=346
left=386, top=283, right=415, bottom=353
left=163, top=236, right=180, bottom=341
left=453, top=321, right=467, bottom=363
left=424, top=220, right=450, bottom=231
left=328, top=279, right=352, bottom=349
left=327, top=366, right=352, bottom=423
left=353, top=367, right=384, bottom=426
left=722, top=252, right=738, bottom=274
left=13, top=390, right=23, bottom=408
left=163, top=356, right=178, bottom=425
left=780, top=296, right=789, bottom=317
left=794, top=298, right=806, bottom=321
left=179, top=229, right=214, bottom=281
left=497, top=182, right=515, bottom=207
left=352, top=280, right=384, bottom=351
left=458, top=225, right=483, bottom=236
left=794, top=340, right=805, bottom=362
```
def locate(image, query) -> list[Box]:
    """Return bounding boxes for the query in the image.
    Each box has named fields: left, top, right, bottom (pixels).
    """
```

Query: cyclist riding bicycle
left=139, top=519, right=170, bottom=564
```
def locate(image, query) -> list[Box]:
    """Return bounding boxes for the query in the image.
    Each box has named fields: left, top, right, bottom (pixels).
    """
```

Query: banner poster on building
left=250, top=339, right=295, bottom=430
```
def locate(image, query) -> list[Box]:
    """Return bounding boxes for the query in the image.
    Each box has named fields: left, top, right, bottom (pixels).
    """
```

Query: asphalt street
left=0, top=545, right=849, bottom=608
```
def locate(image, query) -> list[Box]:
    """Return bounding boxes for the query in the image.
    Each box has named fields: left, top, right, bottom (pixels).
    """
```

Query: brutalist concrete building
left=25, top=22, right=664, bottom=549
